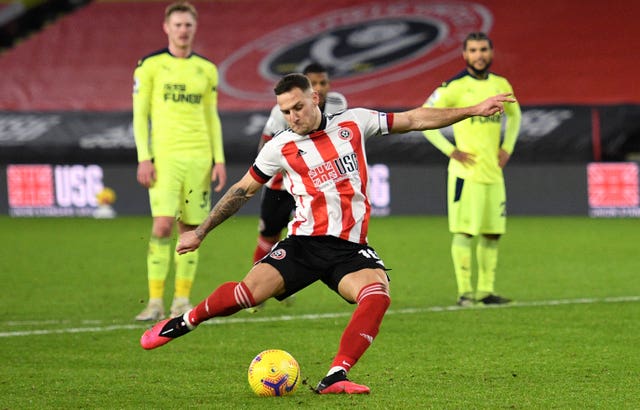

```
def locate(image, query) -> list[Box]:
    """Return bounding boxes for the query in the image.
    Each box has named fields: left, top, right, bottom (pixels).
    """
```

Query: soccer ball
left=247, top=349, right=300, bottom=397
left=95, top=187, right=116, bottom=205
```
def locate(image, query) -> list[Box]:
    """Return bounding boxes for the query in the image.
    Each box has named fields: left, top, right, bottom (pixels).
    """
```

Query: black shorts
left=260, top=235, right=390, bottom=303
left=259, top=187, right=295, bottom=236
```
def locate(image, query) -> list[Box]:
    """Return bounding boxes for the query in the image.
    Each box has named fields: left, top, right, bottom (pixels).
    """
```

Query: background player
left=140, top=73, right=515, bottom=394
left=422, top=32, right=521, bottom=307
left=133, top=1, right=227, bottom=321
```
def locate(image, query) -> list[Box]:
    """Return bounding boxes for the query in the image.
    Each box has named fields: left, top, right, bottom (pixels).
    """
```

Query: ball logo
left=338, top=128, right=352, bottom=140
left=269, top=249, right=286, bottom=260
left=219, top=1, right=492, bottom=102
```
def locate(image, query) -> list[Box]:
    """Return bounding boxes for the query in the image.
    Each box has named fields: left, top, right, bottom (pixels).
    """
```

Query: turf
left=1, top=215, right=638, bottom=409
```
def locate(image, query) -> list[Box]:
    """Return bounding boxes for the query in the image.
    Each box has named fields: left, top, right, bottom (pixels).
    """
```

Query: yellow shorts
left=447, top=173, right=506, bottom=235
left=148, top=156, right=212, bottom=225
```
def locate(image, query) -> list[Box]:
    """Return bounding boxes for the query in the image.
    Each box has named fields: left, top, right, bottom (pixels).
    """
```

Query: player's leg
left=316, top=268, right=389, bottom=394
left=170, top=158, right=213, bottom=316
left=448, top=175, right=476, bottom=306
left=171, top=221, right=198, bottom=317
left=253, top=232, right=279, bottom=263
left=136, top=216, right=175, bottom=321
left=476, top=181, right=510, bottom=304
left=189, top=262, right=284, bottom=324
left=316, top=242, right=390, bottom=394
left=136, top=157, right=183, bottom=321
left=476, top=233, right=508, bottom=303
left=140, top=262, right=285, bottom=350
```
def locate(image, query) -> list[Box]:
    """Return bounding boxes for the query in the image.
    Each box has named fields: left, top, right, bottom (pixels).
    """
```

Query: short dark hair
left=302, top=62, right=328, bottom=75
left=463, top=32, right=493, bottom=50
left=274, top=73, right=311, bottom=96
left=165, top=2, right=197, bottom=21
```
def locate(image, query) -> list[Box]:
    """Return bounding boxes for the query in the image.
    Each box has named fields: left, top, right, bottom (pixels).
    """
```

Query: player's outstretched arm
left=391, top=93, right=515, bottom=134
left=177, top=172, right=263, bottom=254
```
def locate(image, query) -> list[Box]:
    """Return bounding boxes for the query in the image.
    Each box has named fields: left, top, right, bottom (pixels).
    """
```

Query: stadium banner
left=0, top=163, right=390, bottom=217
left=1, top=105, right=639, bottom=166
left=587, top=162, right=640, bottom=217
left=1, top=163, right=598, bottom=217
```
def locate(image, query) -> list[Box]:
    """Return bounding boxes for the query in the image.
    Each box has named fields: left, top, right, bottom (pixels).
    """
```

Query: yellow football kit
left=423, top=70, right=521, bottom=300
left=423, top=70, right=521, bottom=234
left=132, top=48, right=225, bottom=312
left=133, top=49, right=225, bottom=223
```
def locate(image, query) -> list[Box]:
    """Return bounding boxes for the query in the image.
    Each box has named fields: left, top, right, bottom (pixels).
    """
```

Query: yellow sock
left=476, top=236, right=499, bottom=298
left=174, top=248, right=199, bottom=299
left=451, top=234, right=473, bottom=297
left=147, top=236, right=172, bottom=300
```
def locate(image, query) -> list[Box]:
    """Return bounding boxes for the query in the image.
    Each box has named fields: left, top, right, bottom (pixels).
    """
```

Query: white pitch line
left=1, top=295, right=639, bottom=338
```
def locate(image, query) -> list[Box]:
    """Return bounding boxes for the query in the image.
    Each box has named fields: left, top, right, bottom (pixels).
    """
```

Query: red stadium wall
left=1, top=0, right=639, bottom=111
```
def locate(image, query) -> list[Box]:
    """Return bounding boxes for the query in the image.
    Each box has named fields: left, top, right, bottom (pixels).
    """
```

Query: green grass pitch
left=1, top=215, right=638, bottom=409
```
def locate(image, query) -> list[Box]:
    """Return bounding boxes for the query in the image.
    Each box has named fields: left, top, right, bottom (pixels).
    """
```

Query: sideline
left=2, top=295, right=639, bottom=338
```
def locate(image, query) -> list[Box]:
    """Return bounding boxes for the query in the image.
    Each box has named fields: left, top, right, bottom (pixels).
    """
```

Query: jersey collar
left=309, top=115, right=328, bottom=138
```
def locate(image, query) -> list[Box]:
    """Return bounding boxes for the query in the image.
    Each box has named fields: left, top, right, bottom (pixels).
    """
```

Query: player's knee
left=152, top=219, right=174, bottom=237
left=244, top=264, right=285, bottom=301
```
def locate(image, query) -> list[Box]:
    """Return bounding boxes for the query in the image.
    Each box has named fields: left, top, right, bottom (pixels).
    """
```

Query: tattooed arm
left=177, top=172, right=264, bottom=254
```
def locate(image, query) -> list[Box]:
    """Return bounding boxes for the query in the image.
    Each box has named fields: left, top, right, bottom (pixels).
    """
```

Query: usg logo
left=219, top=1, right=492, bottom=102
left=6, top=164, right=107, bottom=217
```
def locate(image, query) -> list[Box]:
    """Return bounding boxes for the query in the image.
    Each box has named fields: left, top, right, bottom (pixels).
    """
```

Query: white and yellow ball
left=96, top=187, right=116, bottom=205
left=247, top=349, right=300, bottom=397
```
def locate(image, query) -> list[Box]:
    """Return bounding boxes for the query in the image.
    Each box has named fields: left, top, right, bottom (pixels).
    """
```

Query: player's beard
left=467, top=60, right=492, bottom=78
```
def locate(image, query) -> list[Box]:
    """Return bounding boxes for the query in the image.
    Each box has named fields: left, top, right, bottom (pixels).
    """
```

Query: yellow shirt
left=132, top=49, right=225, bottom=163
left=423, top=70, right=521, bottom=183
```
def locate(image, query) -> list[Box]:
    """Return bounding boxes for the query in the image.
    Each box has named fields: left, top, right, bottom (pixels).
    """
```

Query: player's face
left=277, top=87, right=321, bottom=135
left=463, top=39, right=493, bottom=76
left=164, top=11, right=197, bottom=51
left=306, top=72, right=330, bottom=109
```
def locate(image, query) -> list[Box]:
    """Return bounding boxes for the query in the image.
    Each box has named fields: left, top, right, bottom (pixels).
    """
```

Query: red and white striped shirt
left=260, top=91, right=348, bottom=190
left=250, top=108, right=393, bottom=244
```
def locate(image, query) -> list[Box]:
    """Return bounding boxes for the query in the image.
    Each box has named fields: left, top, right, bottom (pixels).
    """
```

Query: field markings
left=2, top=295, right=639, bottom=338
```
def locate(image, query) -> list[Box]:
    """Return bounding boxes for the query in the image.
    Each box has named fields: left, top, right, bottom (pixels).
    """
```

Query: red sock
left=330, top=283, right=391, bottom=372
left=253, top=236, right=278, bottom=263
left=188, top=282, right=255, bottom=326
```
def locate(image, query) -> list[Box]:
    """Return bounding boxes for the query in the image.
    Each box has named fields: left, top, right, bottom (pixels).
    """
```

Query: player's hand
left=137, top=160, right=156, bottom=188
left=498, top=148, right=511, bottom=168
left=211, top=163, right=227, bottom=192
left=176, top=230, right=203, bottom=255
left=451, top=149, right=476, bottom=167
left=475, top=93, right=516, bottom=117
